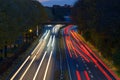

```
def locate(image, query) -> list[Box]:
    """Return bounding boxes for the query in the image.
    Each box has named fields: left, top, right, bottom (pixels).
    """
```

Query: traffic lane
left=61, top=36, right=71, bottom=80
left=10, top=29, right=51, bottom=80
left=22, top=58, right=42, bottom=80
left=64, top=33, right=79, bottom=80
left=70, top=37, right=91, bottom=62
left=66, top=52, right=77, bottom=80
left=64, top=29, right=89, bottom=80
left=64, top=29, right=88, bottom=80
left=72, top=31, right=117, bottom=79
left=35, top=50, right=52, bottom=80
left=77, top=41, right=113, bottom=80
left=30, top=35, right=45, bottom=56
left=22, top=41, right=47, bottom=80
left=75, top=56, right=89, bottom=80
left=67, top=33, right=103, bottom=80
left=87, top=62, right=107, bottom=80
left=12, top=40, right=45, bottom=80
left=70, top=31, right=113, bottom=80
left=35, top=41, right=47, bottom=60
left=65, top=35, right=90, bottom=80
left=66, top=48, right=91, bottom=80
left=71, top=37, right=108, bottom=80
left=45, top=35, right=56, bottom=80
left=69, top=39, right=91, bottom=80
left=76, top=54, right=107, bottom=80
left=64, top=38, right=79, bottom=80
left=51, top=36, right=61, bottom=80
left=63, top=35, right=73, bottom=80
left=45, top=52, right=56, bottom=80
left=13, top=58, right=32, bottom=80
left=71, top=40, right=107, bottom=80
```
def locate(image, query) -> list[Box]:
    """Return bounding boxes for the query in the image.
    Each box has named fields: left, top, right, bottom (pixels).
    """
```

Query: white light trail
left=10, top=34, right=44, bottom=80
left=52, top=35, right=55, bottom=47
left=33, top=51, right=47, bottom=80
left=39, top=30, right=48, bottom=42
left=44, top=30, right=50, bottom=40
left=43, top=50, right=53, bottom=80
left=10, top=56, right=30, bottom=80
left=19, top=56, right=36, bottom=80
left=47, top=36, right=52, bottom=47
left=19, top=42, right=44, bottom=80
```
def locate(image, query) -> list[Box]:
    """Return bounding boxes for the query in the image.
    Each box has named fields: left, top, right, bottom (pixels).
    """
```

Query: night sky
left=38, top=0, right=77, bottom=6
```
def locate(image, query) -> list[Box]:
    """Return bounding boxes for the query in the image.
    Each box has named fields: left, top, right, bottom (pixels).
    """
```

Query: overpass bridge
left=40, top=21, right=74, bottom=25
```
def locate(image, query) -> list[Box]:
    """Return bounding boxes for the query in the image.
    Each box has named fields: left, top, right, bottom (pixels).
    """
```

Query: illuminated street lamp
left=29, top=29, right=33, bottom=33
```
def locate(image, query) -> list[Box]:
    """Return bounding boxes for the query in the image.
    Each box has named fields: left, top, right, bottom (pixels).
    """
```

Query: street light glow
left=29, top=29, right=33, bottom=33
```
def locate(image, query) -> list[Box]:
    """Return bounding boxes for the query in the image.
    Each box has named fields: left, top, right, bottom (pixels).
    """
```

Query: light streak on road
left=19, top=40, right=46, bottom=80
left=44, top=30, right=50, bottom=40
left=63, top=25, right=117, bottom=80
left=34, top=35, right=53, bottom=80
left=51, top=35, right=55, bottom=48
left=43, top=35, right=56, bottom=80
left=10, top=33, right=44, bottom=80
left=10, top=56, right=30, bottom=80
left=76, top=70, right=81, bottom=80
left=10, top=24, right=65, bottom=80
left=31, top=38, right=43, bottom=55
left=40, top=30, right=48, bottom=42
left=47, top=36, right=52, bottom=47
left=43, top=50, right=53, bottom=80
left=70, top=30, right=113, bottom=80
left=10, top=24, right=118, bottom=80
left=84, top=71, right=90, bottom=80
left=19, top=55, right=36, bottom=80
left=33, top=51, right=47, bottom=80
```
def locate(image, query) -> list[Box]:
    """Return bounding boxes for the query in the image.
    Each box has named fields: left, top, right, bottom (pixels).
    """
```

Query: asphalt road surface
left=10, top=24, right=119, bottom=80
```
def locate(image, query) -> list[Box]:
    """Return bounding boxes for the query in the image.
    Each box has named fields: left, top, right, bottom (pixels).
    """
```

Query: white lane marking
left=19, top=56, right=36, bottom=80
left=76, top=64, right=79, bottom=68
left=10, top=56, right=30, bottom=80
left=85, top=64, right=87, bottom=66
left=90, top=75, right=94, bottom=78
left=43, top=50, right=53, bottom=80
left=52, top=35, right=55, bottom=47
left=44, top=30, right=50, bottom=40
left=88, top=70, right=91, bottom=73
left=95, top=65, right=97, bottom=68
left=40, top=30, right=48, bottom=41
left=83, top=61, right=85, bottom=63
left=33, top=51, right=47, bottom=80
left=47, top=36, right=52, bottom=47
left=86, top=67, right=89, bottom=70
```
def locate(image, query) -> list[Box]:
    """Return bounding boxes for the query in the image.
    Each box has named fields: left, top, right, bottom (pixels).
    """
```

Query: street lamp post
left=36, top=26, right=39, bottom=36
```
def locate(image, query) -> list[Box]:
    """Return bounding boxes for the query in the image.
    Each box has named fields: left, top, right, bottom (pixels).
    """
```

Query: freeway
left=62, top=25, right=118, bottom=80
left=9, top=24, right=119, bottom=80
left=10, top=24, right=63, bottom=80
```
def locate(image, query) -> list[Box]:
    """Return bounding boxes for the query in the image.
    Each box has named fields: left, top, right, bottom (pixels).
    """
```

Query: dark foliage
left=0, top=0, right=48, bottom=48
left=72, top=0, right=120, bottom=70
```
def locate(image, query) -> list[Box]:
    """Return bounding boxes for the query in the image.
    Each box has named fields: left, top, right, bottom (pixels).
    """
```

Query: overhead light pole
left=36, top=25, right=39, bottom=36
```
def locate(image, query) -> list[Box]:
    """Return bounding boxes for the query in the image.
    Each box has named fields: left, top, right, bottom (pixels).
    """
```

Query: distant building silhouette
left=45, top=4, right=72, bottom=21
